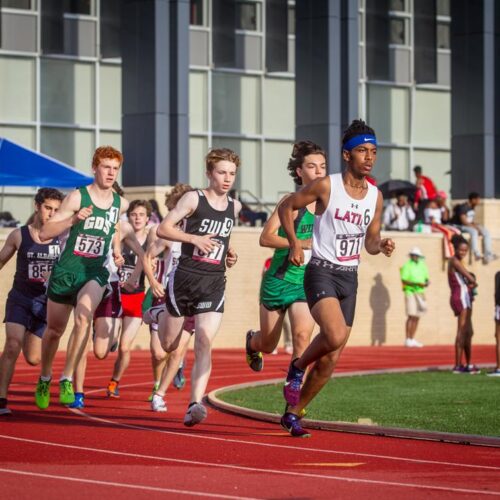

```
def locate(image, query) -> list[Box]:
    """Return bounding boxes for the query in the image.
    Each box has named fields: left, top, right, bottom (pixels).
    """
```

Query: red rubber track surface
left=1, top=345, right=499, bottom=499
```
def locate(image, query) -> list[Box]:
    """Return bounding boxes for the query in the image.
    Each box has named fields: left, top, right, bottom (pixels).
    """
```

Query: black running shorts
left=165, top=266, right=226, bottom=317
left=304, top=257, right=358, bottom=326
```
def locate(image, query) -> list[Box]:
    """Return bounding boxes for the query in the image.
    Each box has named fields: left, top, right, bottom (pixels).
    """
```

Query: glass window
left=263, top=77, right=294, bottom=138
left=41, top=59, right=95, bottom=126
left=190, top=0, right=204, bottom=26
left=64, top=0, right=92, bottom=15
left=236, top=1, right=260, bottom=31
left=367, top=85, right=409, bottom=144
left=414, top=89, right=450, bottom=147
left=99, top=131, right=121, bottom=152
left=189, top=137, right=208, bottom=189
left=41, top=127, right=94, bottom=173
left=1, top=0, right=33, bottom=9
left=437, top=0, right=450, bottom=17
left=262, top=141, right=294, bottom=201
left=0, top=126, right=35, bottom=149
left=189, top=71, right=208, bottom=133
left=0, top=57, right=36, bottom=122
left=389, top=18, right=406, bottom=45
left=288, top=6, right=295, bottom=35
left=212, top=73, right=260, bottom=135
left=413, top=150, right=451, bottom=194
left=389, top=0, right=406, bottom=12
left=437, top=22, right=450, bottom=49
left=99, top=64, right=121, bottom=129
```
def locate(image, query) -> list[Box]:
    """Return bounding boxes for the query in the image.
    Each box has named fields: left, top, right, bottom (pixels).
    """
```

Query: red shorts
left=94, top=282, right=122, bottom=319
left=121, top=291, right=145, bottom=318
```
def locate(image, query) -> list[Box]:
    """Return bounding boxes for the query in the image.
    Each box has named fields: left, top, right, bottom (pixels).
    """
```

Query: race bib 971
left=335, top=233, right=363, bottom=262
left=74, top=233, right=105, bottom=258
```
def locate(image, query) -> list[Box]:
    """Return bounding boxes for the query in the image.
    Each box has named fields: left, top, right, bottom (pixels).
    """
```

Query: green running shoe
left=148, top=382, right=159, bottom=402
left=59, top=379, right=75, bottom=405
left=35, top=378, right=51, bottom=409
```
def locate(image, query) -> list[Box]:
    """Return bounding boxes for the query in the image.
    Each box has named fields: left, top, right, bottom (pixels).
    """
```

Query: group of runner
left=0, top=121, right=397, bottom=436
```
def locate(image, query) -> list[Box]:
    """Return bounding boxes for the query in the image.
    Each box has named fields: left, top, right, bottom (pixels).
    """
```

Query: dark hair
left=127, top=199, right=152, bottom=218
left=148, top=198, right=162, bottom=217
left=112, top=182, right=125, bottom=197
left=287, top=141, right=326, bottom=185
left=451, top=234, right=468, bottom=251
left=468, top=192, right=480, bottom=201
left=341, top=119, right=375, bottom=147
left=34, top=187, right=64, bottom=205
left=413, top=165, right=422, bottom=173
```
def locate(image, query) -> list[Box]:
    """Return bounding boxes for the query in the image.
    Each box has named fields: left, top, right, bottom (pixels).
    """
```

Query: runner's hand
left=194, top=233, right=220, bottom=255
left=151, top=280, right=165, bottom=298
left=113, top=252, right=125, bottom=267
left=226, top=247, right=238, bottom=268
left=74, top=205, right=93, bottom=223
left=379, top=238, right=395, bottom=257
left=121, top=278, right=137, bottom=292
left=289, top=241, right=304, bottom=266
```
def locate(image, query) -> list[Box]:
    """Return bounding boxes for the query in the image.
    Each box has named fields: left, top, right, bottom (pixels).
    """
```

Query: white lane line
left=0, top=467, right=259, bottom=499
left=65, top=398, right=500, bottom=472
left=0, top=435, right=498, bottom=496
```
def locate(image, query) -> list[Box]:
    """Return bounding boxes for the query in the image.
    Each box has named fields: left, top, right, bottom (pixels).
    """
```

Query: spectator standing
left=383, top=192, right=415, bottom=231
left=400, top=247, right=429, bottom=348
left=413, top=165, right=437, bottom=217
left=451, top=192, right=497, bottom=264
left=487, top=271, right=500, bottom=377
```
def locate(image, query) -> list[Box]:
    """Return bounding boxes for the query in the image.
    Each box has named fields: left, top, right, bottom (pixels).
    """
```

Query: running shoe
left=151, top=393, right=167, bottom=412
left=0, top=398, right=12, bottom=416
left=284, top=403, right=307, bottom=419
left=280, top=412, right=311, bottom=438
left=35, top=378, right=51, bottom=409
left=486, top=368, right=500, bottom=377
left=148, top=382, right=159, bottom=402
left=183, top=402, right=207, bottom=427
left=59, top=379, right=75, bottom=405
left=452, top=365, right=466, bottom=374
left=173, top=365, right=186, bottom=390
left=143, top=304, right=165, bottom=325
left=245, top=330, right=263, bottom=372
left=283, top=358, right=305, bottom=406
left=68, top=392, right=85, bottom=409
left=107, top=380, right=120, bottom=398
left=464, top=364, right=481, bottom=374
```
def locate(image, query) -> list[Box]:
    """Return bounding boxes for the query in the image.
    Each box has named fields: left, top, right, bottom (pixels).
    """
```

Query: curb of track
left=207, top=365, right=500, bottom=448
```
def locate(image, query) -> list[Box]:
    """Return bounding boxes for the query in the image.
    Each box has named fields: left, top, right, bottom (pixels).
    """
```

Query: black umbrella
left=378, top=179, right=416, bottom=199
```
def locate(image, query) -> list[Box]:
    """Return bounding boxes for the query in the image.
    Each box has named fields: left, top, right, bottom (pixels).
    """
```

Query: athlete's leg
left=159, top=310, right=185, bottom=353
left=40, top=300, right=73, bottom=378
left=73, top=332, right=92, bottom=393
left=94, top=317, right=120, bottom=359
left=150, top=328, right=168, bottom=382
left=250, top=305, right=285, bottom=354
left=61, top=281, right=105, bottom=379
left=111, top=316, right=142, bottom=382
left=454, top=308, right=469, bottom=367
left=287, top=302, right=315, bottom=359
left=190, top=311, right=223, bottom=403
left=22, top=333, right=42, bottom=366
left=156, top=330, right=191, bottom=397
left=463, top=309, right=473, bottom=365
left=294, top=298, right=349, bottom=371
left=0, top=324, right=28, bottom=398
left=291, top=328, right=351, bottom=415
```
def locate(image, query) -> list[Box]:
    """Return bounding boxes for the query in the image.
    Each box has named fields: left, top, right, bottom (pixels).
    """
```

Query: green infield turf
left=218, top=371, right=500, bottom=436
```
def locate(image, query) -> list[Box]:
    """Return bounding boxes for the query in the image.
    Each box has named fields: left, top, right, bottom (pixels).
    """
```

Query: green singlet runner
left=260, top=207, right=314, bottom=311
left=48, top=186, right=121, bottom=305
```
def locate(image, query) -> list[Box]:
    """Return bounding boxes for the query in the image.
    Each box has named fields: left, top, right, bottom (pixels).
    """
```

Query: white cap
left=409, top=247, right=424, bottom=257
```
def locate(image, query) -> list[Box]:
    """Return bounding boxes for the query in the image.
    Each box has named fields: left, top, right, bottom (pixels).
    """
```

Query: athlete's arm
left=39, top=190, right=90, bottom=240
left=0, top=228, right=21, bottom=270
left=112, top=223, right=124, bottom=268
left=143, top=227, right=169, bottom=298
left=451, top=258, right=477, bottom=287
left=119, top=195, right=130, bottom=215
left=120, top=220, right=146, bottom=291
left=278, top=177, right=329, bottom=266
left=365, top=191, right=395, bottom=257
left=157, top=191, right=220, bottom=255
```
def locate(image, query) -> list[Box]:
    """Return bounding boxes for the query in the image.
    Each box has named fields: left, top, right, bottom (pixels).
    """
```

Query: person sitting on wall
left=229, top=190, right=268, bottom=227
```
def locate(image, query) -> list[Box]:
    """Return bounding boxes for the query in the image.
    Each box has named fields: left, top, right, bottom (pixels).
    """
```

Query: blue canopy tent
left=0, top=138, right=93, bottom=188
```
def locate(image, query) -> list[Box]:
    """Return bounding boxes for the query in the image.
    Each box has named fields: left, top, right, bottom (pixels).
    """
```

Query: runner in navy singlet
left=143, top=148, right=240, bottom=426
left=0, top=188, right=63, bottom=415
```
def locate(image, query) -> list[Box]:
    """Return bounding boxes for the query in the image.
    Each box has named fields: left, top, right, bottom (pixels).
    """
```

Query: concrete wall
left=0, top=218, right=498, bottom=351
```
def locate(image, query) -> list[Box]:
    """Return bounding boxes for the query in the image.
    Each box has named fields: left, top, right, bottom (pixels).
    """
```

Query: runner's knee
left=4, top=338, right=22, bottom=358
left=24, top=352, right=40, bottom=366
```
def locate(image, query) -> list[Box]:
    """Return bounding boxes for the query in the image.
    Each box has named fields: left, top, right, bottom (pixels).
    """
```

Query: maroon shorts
left=122, top=291, right=146, bottom=318
left=94, top=282, right=122, bottom=319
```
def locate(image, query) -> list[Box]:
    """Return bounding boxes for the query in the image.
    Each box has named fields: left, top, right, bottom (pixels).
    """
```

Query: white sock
left=59, top=376, right=72, bottom=383
left=40, top=375, right=51, bottom=382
